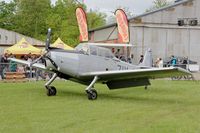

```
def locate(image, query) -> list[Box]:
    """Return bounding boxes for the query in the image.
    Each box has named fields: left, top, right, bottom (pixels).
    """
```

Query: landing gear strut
left=45, top=73, right=57, bottom=96
left=85, top=76, right=98, bottom=100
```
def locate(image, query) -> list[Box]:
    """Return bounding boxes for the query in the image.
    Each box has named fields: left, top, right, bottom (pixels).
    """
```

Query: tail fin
left=139, top=48, right=153, bottom=67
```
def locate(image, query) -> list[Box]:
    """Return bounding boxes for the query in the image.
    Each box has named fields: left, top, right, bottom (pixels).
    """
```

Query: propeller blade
left=45, top=28, right=51, bottom=51
left=29, top=28, right=59, bottom=70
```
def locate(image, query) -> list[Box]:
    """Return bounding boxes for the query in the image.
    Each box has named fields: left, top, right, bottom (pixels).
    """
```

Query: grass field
left=0, top=80, right=200, bottom=133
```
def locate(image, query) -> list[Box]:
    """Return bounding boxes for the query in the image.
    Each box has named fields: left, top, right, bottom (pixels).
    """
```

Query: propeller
left=29, top=28, right=59, bottom=70
left=45, top=28, right=51, bottom=51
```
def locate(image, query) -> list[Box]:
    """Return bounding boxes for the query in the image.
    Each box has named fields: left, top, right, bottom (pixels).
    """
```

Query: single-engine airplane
left=9, top=28, right=191, bottom=100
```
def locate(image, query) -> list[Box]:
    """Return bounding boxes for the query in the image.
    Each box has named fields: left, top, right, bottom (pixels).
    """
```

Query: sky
left=4, top=0, right=174, bottom=16
left=55, top=0, right=155, bottom=15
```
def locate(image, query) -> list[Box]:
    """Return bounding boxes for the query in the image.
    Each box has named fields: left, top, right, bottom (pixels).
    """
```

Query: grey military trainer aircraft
left=9, top=29, right=191, bottom=100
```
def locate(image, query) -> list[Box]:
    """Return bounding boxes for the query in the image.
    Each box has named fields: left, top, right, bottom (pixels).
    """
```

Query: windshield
left=75, top=43, right=114, bottom=58
left=75, top=43, right=89, bottom=54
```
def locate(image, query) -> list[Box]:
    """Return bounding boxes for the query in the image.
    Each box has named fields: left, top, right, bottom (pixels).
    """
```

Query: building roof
left=0, top=28, right=45, bottom=46
left=89, top=0, right=192, bottom=32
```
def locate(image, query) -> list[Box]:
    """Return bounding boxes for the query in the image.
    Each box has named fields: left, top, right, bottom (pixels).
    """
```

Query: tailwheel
left=86, top=89, right=97, bottom=100
left=46, top=86, right=57, bottom=96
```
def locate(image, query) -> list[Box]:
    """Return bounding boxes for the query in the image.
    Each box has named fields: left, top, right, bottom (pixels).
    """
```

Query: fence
left=0, top=63, right=52, bottom=81
left=0, top=61, right=198, bottom=81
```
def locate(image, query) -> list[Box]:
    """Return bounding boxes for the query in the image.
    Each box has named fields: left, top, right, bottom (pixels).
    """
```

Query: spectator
left=155, top=58, right=160, bottom=67
left=119, top=55, right=126, bottom=62
left=0, top=53, right=9, bottom=79
left=24, top=55, right=28, bottom=60
left=9, top=55, right=17, bottom=72
left=170, top=55, right=177, bottom=66
left=139, top=55, right=144, bottom=64
left=35, top=57, right=46, bottom=81
left=130, top=54, right=134, bottom=64
left=158, top=58, right=163, bottom=68
left=182, top=57, right=188, bottom=69
left=27, top=54, right=32, bottom=62
left=111, top=48, right=115, bottom=54
left=115, top=49, right=120, bottom=58
left=0, top=54, right=2, bottom=79
left=127, top=57, right=132, bottom=64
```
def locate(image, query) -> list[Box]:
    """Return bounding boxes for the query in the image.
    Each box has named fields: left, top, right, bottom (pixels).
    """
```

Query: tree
left=0, top=0, right=17, bottom=30
left=106, top=7, right=134, bottom=25
left=87, top=9, right=106, bottom=29
left=146, top=0, right=172, bottom=12
left=0, top=0, right=106, bottom=47
left=46, top=0, right=80, bottom=46
left=14, top=0, right=51, bottom=40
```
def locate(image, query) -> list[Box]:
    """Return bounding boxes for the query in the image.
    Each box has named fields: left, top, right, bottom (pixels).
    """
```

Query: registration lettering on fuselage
left=117, top=65, right=128, bottom=70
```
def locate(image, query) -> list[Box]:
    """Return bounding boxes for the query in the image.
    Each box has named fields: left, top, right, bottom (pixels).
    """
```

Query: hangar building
left=89, top=0, right=200, bottom=68
left=0, top=28, right=44, bottom=54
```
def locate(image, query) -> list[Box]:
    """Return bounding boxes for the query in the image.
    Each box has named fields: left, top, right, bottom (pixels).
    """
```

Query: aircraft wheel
left=47, top=86, right=57, bottom=96
left=87, top=89, right=97, bottom=100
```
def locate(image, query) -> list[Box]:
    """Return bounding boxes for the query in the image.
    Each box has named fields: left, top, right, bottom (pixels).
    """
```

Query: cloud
left=4, top=0, right=174, bottom=15
left=84, top=0, right=154, bottom=15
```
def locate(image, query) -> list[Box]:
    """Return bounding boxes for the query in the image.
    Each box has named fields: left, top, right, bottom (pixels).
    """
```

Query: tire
left=87, top=89, right=97, bottom=100
left=46, top=86, right=57, bottom=96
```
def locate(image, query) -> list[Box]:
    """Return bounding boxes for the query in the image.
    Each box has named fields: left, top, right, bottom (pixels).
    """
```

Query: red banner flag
left=115, top=9, right=130, bottom=43
left=76, top=7, right=88, bottom=42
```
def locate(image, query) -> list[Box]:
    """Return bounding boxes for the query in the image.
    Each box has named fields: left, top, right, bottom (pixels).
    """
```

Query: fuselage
left=45, top=48, right=137, bottom=82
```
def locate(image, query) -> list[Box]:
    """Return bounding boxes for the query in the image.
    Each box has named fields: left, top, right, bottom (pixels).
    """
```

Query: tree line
left=0, top=0, right=106, bottom=47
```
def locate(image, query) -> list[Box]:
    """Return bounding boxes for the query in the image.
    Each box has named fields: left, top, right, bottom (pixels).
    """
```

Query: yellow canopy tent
left=51, top=38, right=74, bottom=50
left=4, top=38, right=41, bottom=55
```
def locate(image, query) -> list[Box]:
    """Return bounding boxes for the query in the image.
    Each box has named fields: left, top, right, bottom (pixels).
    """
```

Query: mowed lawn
left=0, top=80, right=200, bottom=133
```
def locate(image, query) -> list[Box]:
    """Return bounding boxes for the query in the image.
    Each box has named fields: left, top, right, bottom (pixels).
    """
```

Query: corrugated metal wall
left=0, top=28, right=45, bottom=55
left=90, top=0, right=200, bottom=66
left=93, top=26, right=118, bottom=42
left=130, top=25, right=200, bottom=64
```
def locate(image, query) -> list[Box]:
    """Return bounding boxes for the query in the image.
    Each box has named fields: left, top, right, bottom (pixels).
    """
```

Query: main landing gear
left=44, top=74, right=99, bottom=100
left=85, top=76, right=98, bottom=100
left=45, top=73, right=57, bottom=96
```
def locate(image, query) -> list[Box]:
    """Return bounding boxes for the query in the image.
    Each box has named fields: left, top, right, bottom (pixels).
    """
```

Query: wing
left=8, top=58, right=47, bottom=71
left=80, top=67, right=191, bottom=81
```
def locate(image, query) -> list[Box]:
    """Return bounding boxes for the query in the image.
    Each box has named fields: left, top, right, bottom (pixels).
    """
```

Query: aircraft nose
left=45, top=51, right=58, bottom=70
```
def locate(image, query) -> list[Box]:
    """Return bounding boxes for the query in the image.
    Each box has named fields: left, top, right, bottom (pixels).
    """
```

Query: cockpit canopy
left=75, top=43, right=114, bottom=58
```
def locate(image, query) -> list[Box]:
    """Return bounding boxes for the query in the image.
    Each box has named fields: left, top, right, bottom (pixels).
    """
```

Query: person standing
left=139, top=55, right=144, bottom=64
left=0, top=54, right=2, bottom=79
left=9, top=55, right=17, bottom=72
left=182, top=57, right=188, bottom=69
left=158, top=58, right=163, bottom=68
left=171, top=55, right=177, bottom=66
left=115, top=49, right=120, bottom=58
left=0, top=53, right=9, bottom=79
